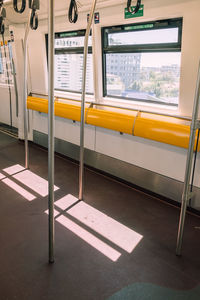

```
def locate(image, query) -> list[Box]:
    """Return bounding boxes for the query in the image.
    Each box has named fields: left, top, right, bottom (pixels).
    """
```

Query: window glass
left=55, top=53, right=93, bottom=94
left=0, top=42, right=14, bottom=87
left=106, top=52, right=181, bottom=105
left=50, top=30, right=94, bottom=94
left=108, top=28, right=179, bottom=46
left=102, top=18, right=182, bottom=106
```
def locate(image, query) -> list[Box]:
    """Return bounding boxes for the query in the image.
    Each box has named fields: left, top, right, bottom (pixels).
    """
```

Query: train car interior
left=0, top=0, right=200, bottom=299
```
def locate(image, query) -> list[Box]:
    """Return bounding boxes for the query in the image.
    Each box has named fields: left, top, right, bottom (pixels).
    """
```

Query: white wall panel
left=33, top=111, right=96, bottom=150
left=32, top=112, right=48, bottom=134
left=0, top=86, right=18, bottom=128
left=95, top=126, right=200, bottom=188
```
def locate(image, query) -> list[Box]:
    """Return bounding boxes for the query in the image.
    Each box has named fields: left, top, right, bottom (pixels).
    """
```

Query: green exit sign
left=125, top=4, right=144, bottom=19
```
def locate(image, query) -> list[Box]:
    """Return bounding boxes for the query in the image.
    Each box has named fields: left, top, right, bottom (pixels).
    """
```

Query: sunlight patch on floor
left=1, top=164, right=59, bottom=200
left=13, top=169, right=59, bottom=197
left=45, top=208, right=121, bottom=261
left=2, top=178, right=36, bottom=201
left=1, top=163, right=143, bottom=261
left=55, top=194, right=78, bottom=210
left=55, top=194, right=143, bottom=253
left=3, top=164, right=25, bottom=175
left=0, top=172, right=6, bottom=180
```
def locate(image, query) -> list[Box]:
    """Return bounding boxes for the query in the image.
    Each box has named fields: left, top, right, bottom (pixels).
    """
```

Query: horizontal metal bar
left=30, top=92, right=195, bottom=121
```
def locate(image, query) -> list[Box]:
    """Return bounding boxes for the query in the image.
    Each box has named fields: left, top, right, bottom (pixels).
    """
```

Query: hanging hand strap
left=127, top=0, right=141, bottom=15
left=29, top=0, right=39, bottom=30
left=13, top=0, right=26, bottom=14
left=30, top=8, right=38, bottom=30
left=0, top=16, right=4, bottom=35
left=68, top=0, right=78, bottom=23
left=0, top=1, right=6, bottom=35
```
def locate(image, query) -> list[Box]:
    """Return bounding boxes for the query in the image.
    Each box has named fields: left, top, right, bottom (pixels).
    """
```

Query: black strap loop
left=30, top=9, right=38, bottom=30
left=68, top=0, right=78, bottom=23
left=0, top=0, right=5, bottom=36
left=13, top=0, right=26, bottom=14
left=127, top=0, right=141, bottom=15
left=0, top=16, right=4, bottom=35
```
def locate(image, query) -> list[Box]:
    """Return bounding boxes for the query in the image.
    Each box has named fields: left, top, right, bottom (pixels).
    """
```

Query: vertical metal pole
left=189, top=129, right=200, bottom=206
left=79, top=0, right=97, bottom=201
left=2, top=34, right=12, bottom=128
left=8, top=41, right=19, bottom=118
left=7, top=41, right=19, bottom=118
left=48, top=0, right=55, bottom=263
left=176, top=62, right=200, bottom=255
left=23, top=14, right=31, bottom=169
left=12, top=58, right=19, bottom=117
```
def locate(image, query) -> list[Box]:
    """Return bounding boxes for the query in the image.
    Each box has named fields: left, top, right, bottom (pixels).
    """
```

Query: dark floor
left=0, top=123, right=18, bottom=137
left=0, top=131, right=200, bottom=300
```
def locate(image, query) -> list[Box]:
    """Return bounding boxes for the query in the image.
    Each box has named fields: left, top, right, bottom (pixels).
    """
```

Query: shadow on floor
left=108, top=283, right=200, bottom=300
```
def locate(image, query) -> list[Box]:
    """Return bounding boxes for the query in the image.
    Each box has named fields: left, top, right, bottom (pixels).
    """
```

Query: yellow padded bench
left=27, top=96, right=200, bottom=151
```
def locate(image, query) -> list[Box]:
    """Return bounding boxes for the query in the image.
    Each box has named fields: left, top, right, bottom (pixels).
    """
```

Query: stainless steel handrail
left=176, top=62, right=200, bottom=256
left=23, top=11, right=31, bottom=169
left=30, top=92, right=194, bottom=122
left=48, top=0, right=55, bottom=264
left=79, top=0, right=97, bottom=201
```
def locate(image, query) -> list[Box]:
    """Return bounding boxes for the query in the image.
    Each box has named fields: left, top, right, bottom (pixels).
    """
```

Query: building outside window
left=46, top=30, right=94, bottom=94
left=102, top=18, right=182, bottom=106
left=0, top=42, right=14, bottom=86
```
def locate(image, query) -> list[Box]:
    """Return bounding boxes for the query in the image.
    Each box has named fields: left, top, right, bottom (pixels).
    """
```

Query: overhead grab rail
left=127, top=0, right=141, bottom=14
left=68, top=0, right=78, bottom=23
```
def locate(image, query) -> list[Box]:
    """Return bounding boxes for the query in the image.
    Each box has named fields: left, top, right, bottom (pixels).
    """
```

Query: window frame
left=45, top=29, right=93, bottom=95
left=102, top=18, right=183, bottom=106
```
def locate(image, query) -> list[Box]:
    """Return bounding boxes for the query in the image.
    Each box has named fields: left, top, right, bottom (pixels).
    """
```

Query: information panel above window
left=46, top=30, right=94, bottom=94
left=102, top=18, right=182, bottom=106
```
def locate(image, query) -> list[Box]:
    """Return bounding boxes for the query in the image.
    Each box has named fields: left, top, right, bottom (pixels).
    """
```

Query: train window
left=46, top=30, right=94, bottom=95
left=102, top=18, right=182, bottom=106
